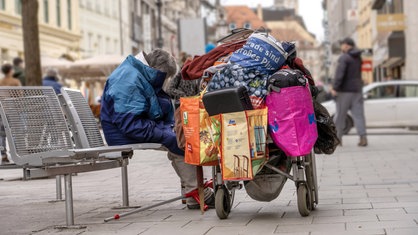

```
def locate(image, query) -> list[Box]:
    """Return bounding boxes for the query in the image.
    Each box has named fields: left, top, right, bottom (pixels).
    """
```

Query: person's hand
left=330, top=89, right=337, bottom=97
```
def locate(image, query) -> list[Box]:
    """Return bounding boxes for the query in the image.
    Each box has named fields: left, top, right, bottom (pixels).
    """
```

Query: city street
left=0, top=0, right=417, bottom=234
left=1, top=128, right=418, bottom=235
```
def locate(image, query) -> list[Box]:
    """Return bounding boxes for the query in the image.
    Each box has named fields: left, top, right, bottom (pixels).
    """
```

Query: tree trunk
left=21, top=0, right=42, bottom=86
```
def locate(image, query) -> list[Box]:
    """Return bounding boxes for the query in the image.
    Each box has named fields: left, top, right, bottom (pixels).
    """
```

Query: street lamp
left=156, top=0, right=163, bottom=48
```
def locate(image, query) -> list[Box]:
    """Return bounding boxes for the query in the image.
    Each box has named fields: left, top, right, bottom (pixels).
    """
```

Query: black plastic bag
left=313, top=100, right=340, bottom=154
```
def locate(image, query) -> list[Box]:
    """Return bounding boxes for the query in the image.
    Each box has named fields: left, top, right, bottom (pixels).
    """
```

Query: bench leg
left=121, top=166, right=129, bottom=207
left=64, top=174, right=74, bottom=226
left=56, top=175, right=62, bottom=201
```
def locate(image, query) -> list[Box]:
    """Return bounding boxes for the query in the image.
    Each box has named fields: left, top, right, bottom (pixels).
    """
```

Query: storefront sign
left=377, top=14, right=405, bottom=32
left=362, top=60, right=373, bottom=72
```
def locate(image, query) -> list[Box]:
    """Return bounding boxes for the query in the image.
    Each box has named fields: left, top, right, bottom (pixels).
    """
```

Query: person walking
left=12, top=57, right=25, bottom=86
left=100, top=49, right=214, bottom=209
left=331, top=37, right=367, bottom=147
left=42, top=68, right=63, bottom=94
left=0, top=63, right=22, bottom=164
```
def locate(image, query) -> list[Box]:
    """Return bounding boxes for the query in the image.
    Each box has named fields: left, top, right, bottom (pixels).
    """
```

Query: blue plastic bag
left=229, top=32, right=294, bottom=75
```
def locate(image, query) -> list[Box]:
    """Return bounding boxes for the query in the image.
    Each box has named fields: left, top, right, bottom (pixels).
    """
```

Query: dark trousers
left=334, top=92, right=367, bottom=140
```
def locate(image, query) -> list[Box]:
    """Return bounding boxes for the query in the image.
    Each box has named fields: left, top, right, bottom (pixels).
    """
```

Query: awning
left=373, top=31, right=405, bottom=69
left=388, top=31, right=405, bottom=58
left=372, top=0, right=385, bottom=10
left=380, top=57, right=404, bottom=68
left=61, top=54, right=126, bottom=80
left=41, top=57, right=73, bottom=71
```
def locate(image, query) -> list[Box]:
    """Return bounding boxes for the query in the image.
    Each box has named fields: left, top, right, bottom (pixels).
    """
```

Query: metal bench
left=59, top=88, right=198, bottom=222
left=0, top=87, right=134, bottom=228
left=59, top=88, right=164, bottom=209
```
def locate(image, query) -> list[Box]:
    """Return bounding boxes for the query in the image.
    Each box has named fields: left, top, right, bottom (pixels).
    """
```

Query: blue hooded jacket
left=43, top=76, right=62, bottom=94
left=100, top=55, right=183, bottom=155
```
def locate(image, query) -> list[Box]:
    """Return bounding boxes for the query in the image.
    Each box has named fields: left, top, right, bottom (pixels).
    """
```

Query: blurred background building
left=1, top=0, right=417, bottom=105
left=223, top=0, right=321, bottom=82
left=324, top=0, right=416, bottom=84
left=0, top=0, right=80, bottom=61
left=256, top=2, right=320, bottom=83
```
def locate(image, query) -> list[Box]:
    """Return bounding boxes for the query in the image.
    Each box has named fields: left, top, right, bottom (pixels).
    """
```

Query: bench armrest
left=127, top=143, right=165, bottom=151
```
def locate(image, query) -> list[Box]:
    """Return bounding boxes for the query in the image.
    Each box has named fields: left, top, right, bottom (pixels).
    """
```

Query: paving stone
left=344, top=208, right=407, bottom=216
left=346, top=220, right=418, bottom=231
left=311, top=230, right=385, bottom=235
left=386, top=227, right=418, bottom=235
left=312, top=214, right=378, bottom=224
left=274, top=223, right=345, bottom=233
left=1, top=131, right=418, bottom=234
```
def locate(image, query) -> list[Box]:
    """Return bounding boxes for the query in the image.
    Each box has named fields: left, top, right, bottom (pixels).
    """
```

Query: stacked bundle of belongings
left=171, top=28, right=339, bottom=201
left=207, top=32, right=296, bottom=109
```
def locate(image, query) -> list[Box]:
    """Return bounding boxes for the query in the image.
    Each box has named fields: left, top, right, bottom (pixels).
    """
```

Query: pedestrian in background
left=205, top=43, right=216, bottom=54
left=42, top=68, right=63, bottom=94
left=331, top=37, right=367, bottom=147
left=0, top=63, right=22, bottom=164
left=12, top=57, right=25, bottom=86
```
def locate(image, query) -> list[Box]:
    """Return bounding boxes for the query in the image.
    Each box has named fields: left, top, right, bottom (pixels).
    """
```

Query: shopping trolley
left=210, top=140, right=318, bottom=219
left=202, top=86, right=319, bottom=220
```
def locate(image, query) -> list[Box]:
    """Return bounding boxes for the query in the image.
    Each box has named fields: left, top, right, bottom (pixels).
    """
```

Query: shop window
left=15, top=0, right=21, bottom=15
left=43, top=0, right=49, bottom=23
left=1, top=48, right=9, bottom=61
left=56, top=0, right=61, bottom=27
left=67, top=0, right=72, bottom=30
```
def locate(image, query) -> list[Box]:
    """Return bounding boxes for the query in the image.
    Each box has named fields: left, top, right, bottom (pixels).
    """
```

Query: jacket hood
left=126, top=55, right=167, bottom=92
left=347, top=48, right=362, bottom=58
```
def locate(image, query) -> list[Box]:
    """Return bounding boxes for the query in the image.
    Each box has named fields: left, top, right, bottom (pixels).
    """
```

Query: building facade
left=326, top=0, right=357, bottom=46
left=224, top=5, right=267, bottom=31
left=320, top=0, right=332, bottom=83
left=326, top=0, right=417, bottom=83
left=372, top=0, right=405, bottom=81
left=326, top=0, right=361, bottom=83
left=0, top=0, right=80, bottom=62
left=160, top=0, right=201, bottom=57
left=123, top=0, right=201, bottom=57
left=274, top=0, right=299, bottom=14
left=79, top=0, right=121, bottom=58
left=402, top=0, right=417, bottom=80
left=357, top=0, right=374, bottom=84
left=256, top=5, right=321, bottom=82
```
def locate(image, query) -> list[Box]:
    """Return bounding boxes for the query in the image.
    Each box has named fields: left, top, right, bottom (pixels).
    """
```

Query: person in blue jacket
left=100, top=49, right=213, bottom=209
left=42, top=68, right=63, bottom=94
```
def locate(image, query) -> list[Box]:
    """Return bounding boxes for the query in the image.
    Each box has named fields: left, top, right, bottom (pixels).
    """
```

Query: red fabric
left=181, top=40, right=246, bottom=80
left=288, top=57, right=315, bottom=86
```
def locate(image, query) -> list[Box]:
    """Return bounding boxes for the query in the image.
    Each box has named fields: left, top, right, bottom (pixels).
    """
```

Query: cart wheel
left=297, top=183, right=312, bottom=217
left=305, top=152, right=318, bottom=210
left=215, top=186, right=231, bottom=219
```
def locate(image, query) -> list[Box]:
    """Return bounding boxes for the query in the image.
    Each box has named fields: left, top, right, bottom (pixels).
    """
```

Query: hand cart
left=212, top=144, right=318, bottom=219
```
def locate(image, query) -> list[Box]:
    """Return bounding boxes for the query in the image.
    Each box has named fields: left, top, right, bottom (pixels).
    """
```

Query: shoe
left=186, top=188, right=215, bottom=209
left=1, top=155, right=9, bottom=164
left=358, top=136, right=368, bottom=147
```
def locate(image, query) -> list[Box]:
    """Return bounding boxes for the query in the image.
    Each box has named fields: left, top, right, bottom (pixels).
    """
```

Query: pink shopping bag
left=266, top=84, right=317, bottom=157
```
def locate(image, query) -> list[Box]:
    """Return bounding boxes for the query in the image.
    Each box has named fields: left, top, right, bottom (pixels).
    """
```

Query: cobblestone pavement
left=1, top=129, right=418, bottom=235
